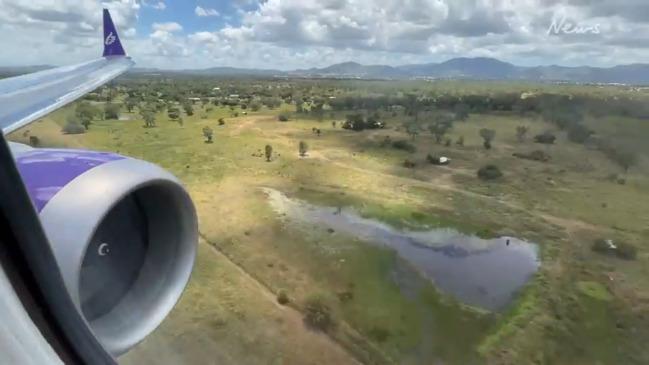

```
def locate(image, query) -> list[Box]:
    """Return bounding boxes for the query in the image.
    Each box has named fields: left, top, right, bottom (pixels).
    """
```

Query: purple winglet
left=102, top=9, right=126, bottom=57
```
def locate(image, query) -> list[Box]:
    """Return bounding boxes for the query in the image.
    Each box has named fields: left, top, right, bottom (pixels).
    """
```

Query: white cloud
left=150, top=2, right=166, bottom=11
left=152, top=22, right=182, bottom=33
left=2, top=0, right=649, bottom=70
left=142, top=1, right=166, bottom=10
left=195, top=6, right=219, bottom=17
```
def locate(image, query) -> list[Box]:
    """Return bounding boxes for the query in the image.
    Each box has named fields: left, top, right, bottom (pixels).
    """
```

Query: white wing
left=0, top=57, right=134, bottom=135
left=0, top=9, right=134, bottom=135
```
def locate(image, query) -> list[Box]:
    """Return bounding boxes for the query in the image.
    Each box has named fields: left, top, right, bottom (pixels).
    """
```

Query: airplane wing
left=0, top=9, right=196, bottom=361
left=0, top=9, right=134, bottom=135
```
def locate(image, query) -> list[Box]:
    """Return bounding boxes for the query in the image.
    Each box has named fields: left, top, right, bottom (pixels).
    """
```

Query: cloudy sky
left=1, top=0, right=649, bottom=70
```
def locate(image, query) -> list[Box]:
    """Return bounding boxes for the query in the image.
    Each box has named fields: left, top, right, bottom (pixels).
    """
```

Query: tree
left=312, top=102, right=325, bottom=122
left=76, top=102, right=101, bottom=128
left=454, top=103, right=470, bottom=121
left=250, top=102, right=261, bottom=112
left=265, top=144, right=273, bottom=162
left=343, top=114, right=365, bottom=131
left=456, top=136, right=465, bottom=146
left=607, top=147, right=638, bottom=173
left=104, top=102, right=120, bottom=120
left=125, top=96, right=139, bottom=113
left=479, top=128, right=496, bottom=149
left=296, top=101, right=305, bottom=113
left=404, top=121, right=421, bottom=140
left=516, top=125, right=529, bottom=142
left=429, top=121, right=452, bottom=144
left=80, top=117, right=92, bottom=130
left=567, top=124, right=593, bottom=144
left=202, top=126, right=214, bottom=143
left=299, top=141, right=308, bottom=157
left=140, top=109, right=156, bottom=128
left=182, top=102, right=194, bottom=116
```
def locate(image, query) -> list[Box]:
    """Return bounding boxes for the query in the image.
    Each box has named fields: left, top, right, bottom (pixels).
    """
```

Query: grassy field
left=9, top=86, right=649, bottom=365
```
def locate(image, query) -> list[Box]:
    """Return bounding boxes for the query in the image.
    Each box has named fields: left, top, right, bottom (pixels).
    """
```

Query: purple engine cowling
left=14, top=148, right=124, bottom=212
left=9, top=143, right=197, bottom=356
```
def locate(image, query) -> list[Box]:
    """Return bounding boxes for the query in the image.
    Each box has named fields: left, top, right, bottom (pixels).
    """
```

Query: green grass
left=577, top=281, right=613, bottom=301
left=11, top=91, right=649, bottom=365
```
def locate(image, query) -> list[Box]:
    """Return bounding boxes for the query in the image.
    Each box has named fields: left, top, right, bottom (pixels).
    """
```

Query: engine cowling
left=11, top=143, right=197, bottom=356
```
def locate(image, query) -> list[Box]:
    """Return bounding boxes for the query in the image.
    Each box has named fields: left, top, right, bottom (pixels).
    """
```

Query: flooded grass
left=264, top=188, right=540, bottom=311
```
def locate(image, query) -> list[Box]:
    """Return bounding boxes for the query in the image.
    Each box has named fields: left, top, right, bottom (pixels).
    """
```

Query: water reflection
left=264, top=188, right=540, bottom=311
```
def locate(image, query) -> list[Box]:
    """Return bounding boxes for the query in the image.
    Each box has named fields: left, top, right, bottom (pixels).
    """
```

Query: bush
left=403, top=159, right=416, bottom=168
left=617, top=243, right=638, bottom=260
left=513, top=150, right=551, bottom=162
left=592, top=239, right=637, bottom=260
left=477, top=165, right=503, bottom=180
left=304, top=294, right=335, bottom=331
left=392, top=140, right=416, bottom=153
left=28, top=136, right=40, bottom=147
left=534, top=132, right=556, bottom=144
left=62, top=121, right=86, bottom=135
left=218, top=118, right=225, bottom=125
left=277, top=290, right=290, bottom=305
left=278, top=114, right=289, bottom=122
left=567, top=124, right=593, bottom=144
left=368, top=326, right=391, bottom=343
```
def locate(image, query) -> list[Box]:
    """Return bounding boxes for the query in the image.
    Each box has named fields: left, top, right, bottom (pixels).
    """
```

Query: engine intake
left=13, top=147, right=197, bottom=356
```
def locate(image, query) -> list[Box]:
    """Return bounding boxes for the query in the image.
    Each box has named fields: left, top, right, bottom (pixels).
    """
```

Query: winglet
left=102, top=9, right=126, bottom=57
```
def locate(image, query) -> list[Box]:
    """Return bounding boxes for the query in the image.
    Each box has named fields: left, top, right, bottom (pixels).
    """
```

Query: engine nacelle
left=11, top=144, right=197, bottom=356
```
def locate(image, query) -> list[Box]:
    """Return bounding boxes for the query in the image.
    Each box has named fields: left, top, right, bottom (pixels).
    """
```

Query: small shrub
left=567, top=124, right=593, bottom=144
left=513, top=150, right=551, bottom=162
left=368, top=326, right=391, bottom=343
left=336, top=291, right=354, bottom=303
left=592, top=239, right=638, bottom=260
left=218, top=118, right=225, bottom=125
left=278, top=114, right=289, bottom=122
left=62, top=121, right=85, bottom=135
left=28, top=136, right=40, bottom=147
left=617, top=243, right=638, bottom=260
left=277, top=290, right=290, bottom=305
left=392, top=140, right=416, bottom=153
left=534, top=132, right=556, bottom=145
left=304, top=294, right=335, bottom=331
left=403, top=159, right=416, bottom=168
left=477, top=165, right=503, bottom=181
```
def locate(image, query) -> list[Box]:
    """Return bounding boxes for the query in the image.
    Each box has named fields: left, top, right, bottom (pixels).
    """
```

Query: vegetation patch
left=304, top=293, right=336, bottom=331
left=576, top=281, right=613, bottom=302
left=477, top=165, right=504, bottom=181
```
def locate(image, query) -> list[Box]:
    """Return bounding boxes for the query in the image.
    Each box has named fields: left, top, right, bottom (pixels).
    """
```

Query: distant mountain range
left=140, top=57, right=649, bottom=84
left=5, top=57, right=649, bottom=84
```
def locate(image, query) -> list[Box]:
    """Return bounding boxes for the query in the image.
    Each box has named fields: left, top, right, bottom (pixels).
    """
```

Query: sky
left=1, top=0, right=649, bottom=70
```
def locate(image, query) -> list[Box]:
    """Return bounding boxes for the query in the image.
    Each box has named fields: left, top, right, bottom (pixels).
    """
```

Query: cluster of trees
left=342, top=113, right=385, bottom=131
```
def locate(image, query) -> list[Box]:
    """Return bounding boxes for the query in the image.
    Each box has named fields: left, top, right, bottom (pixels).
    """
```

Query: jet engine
left=10, top=143, right=197, bottom=356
